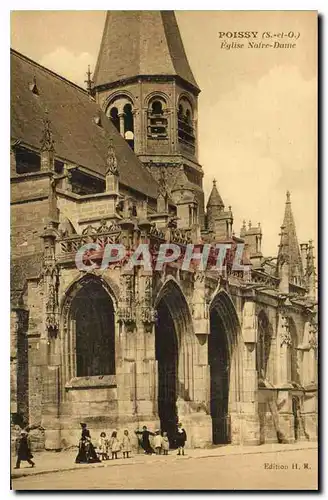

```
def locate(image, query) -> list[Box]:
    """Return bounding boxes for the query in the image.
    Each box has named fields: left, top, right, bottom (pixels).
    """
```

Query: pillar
left=240, top=299, right=260, bottom=445
left=118, top=112, right=125, bottom=137
left=277, top=313, right=291, bottom=386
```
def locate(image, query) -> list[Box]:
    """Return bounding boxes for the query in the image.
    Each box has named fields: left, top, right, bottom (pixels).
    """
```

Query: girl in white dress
left=122, top=429, right=132, bottom=459
left=109, top=430, right=121, bottom=460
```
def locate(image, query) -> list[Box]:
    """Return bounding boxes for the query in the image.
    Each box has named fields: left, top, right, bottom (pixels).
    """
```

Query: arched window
left=123, top=103, right=134, bottom=150
left=152, top=100, right=163, bottom=115
left=110, top=107, right=120, bottom=132
left=70, top=279, right=115, bottom=377
left=288, top=319, right=300, bottom=385
left=106, top=95, right=135, bottom=149
left=177, top=97, right=195, bottom=149
left=147, top=96, right=168, bottom=139
left=256, top=312, right=272, bottom=380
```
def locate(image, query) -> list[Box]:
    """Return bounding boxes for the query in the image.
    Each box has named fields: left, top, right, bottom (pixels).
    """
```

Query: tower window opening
left=123, top=103, right=134, bottom=150
left=148, top=97, right=168, bottom=139
left=110, top=107, right=120, bottom=133
left=106, top=96, right=135, bottom=149
left=152, top=100, right=163, bottom=115
left=178, top=98, right=195, bottom=150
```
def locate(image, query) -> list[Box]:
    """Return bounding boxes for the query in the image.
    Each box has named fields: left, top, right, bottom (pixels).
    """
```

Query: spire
left=85, top=65, right=94, bottom=94
left=206, top=179, right=224, bottom=209
left=93, top=11, right=199, bottom=92
left=40, top=112, right=55, bottom=152
left=106, top=139, right=119, bottom=176
left=277, top=191, right=303, bottom=285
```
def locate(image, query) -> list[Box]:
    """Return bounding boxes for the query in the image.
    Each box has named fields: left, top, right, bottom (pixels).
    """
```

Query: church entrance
left=208, top=308, right=231, bottom=444
left=155, top=298, right=178, bottom=447
left=70, top=279, right=115, bottom=377
left=208, top=291, right=240, bottom=445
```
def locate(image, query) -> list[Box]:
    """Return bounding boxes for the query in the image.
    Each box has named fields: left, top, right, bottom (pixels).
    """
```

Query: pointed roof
left=93, top=11, right=199, bottom=92
left=11, top=49, right=159, bottom=199
left=207, top=179, right=224, bottom=209
left=171, top=166, right=195, bottom=192
left=277, top=191, right=303, bottom=283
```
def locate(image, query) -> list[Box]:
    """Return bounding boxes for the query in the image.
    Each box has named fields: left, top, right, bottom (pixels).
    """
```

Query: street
left=12, top=448, right=318, bottom=490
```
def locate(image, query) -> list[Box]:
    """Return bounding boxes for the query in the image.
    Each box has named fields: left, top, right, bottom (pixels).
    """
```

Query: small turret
left=206, top=179, right=233, bottom=240
left=240, top=220, right=262, bottom=266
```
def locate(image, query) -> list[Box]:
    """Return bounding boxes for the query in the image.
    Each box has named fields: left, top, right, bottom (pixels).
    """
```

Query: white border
left=3, top=2, right=325, bottom=497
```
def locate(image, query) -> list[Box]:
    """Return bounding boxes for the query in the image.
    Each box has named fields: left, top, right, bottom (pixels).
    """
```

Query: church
left=10, top=11, right=317, bottom=450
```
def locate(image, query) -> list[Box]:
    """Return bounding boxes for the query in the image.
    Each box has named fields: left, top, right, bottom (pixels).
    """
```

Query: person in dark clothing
left=176, top=422, right=187, bottom=455
left=135, top=426, right=155, bottom=454
left=14, top=430, right=35, bottom=469
left=75, top=423, right=100, bottom=464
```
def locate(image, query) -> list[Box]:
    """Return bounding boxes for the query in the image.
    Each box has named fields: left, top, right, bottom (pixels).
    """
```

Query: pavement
left=11, top=440, right=317, bottom=480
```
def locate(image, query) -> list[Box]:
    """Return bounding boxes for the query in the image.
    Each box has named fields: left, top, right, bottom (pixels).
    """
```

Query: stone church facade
left=10, top=11, right=318, bottom=450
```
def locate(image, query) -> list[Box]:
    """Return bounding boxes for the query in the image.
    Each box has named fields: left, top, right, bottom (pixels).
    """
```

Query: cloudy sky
left=11, top=10, right=317, bottom=256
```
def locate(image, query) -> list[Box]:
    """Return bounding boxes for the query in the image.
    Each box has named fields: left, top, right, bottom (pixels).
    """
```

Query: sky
left=10, top=10, right=317, bottom=256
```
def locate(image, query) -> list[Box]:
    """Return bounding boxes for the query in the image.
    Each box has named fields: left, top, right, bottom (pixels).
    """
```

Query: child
left=14, top=430, right=35, bottom=469
left=98, top=432, right=109, bottom=461
left=153, top=429, right=163, bottom=455
left=162, top=431, right=169, bottom=455
left=109, top=430, right=121, bottom=460
left=135, top=426, right=155, bottom=454
left=176, top=422, right=187, bottom=456
left=122, top=429, right=132, bottom=459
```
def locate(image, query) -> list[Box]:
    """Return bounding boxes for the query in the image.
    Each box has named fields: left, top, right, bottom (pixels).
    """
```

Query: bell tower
left=93, top=11, right=205, bottom=225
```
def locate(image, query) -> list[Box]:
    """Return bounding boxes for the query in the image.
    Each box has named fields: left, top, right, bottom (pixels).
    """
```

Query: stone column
left=118, top=113, right=125, bottom=137
left=134, top=270, right=158, bottom=421
left=276, top=313, right=293, bottom=441
left=240, top=299, right=260, bottom=445
left=191, top=272, right=210, bottom=404
left=277, top=313, right=291, bottom=386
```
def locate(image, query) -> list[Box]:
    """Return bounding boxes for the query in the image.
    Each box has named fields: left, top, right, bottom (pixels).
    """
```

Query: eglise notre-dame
left=11, top=11, right=317, bottom=450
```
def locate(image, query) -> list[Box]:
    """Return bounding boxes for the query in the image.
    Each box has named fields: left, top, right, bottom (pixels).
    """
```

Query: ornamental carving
left=117, top=274, right=136, bottom=328
left=40, top=116, right=55, bottom=152
left=140, top=276, right=158, bottom=328
left=45, top=275, right=59, bottom=338
left=309, top=322, right=318, bottom=350
left=106, top=140, right=119, bottom=176
left=280, top=316, right=292, bottom=347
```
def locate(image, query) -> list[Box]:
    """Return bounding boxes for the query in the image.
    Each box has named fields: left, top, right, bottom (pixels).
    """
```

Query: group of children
left=96, top=424, right=187, bottom=460
left=97, top=429, right=132, bottom=460
left=152, top=430, right=170, bottom=455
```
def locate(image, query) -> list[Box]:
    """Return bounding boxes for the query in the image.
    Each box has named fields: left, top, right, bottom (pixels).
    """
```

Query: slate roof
left=11, top=49, right=160, bottom=200
left=11, top=253, right=43, bottom=292
left=93, top=11, right=199, bottom=92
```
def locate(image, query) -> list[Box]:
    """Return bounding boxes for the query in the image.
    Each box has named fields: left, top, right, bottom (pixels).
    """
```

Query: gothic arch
left=256, top=310, right=274, bottom=382
left=60, top=272, right=119, bottom=313
left=154, top=277, right=195, bottom=442
left=60, top=273, right=119, bottom=391
left=208, top=289, right=242, bottom=444
left=154, top=277, right=193, bottom=331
